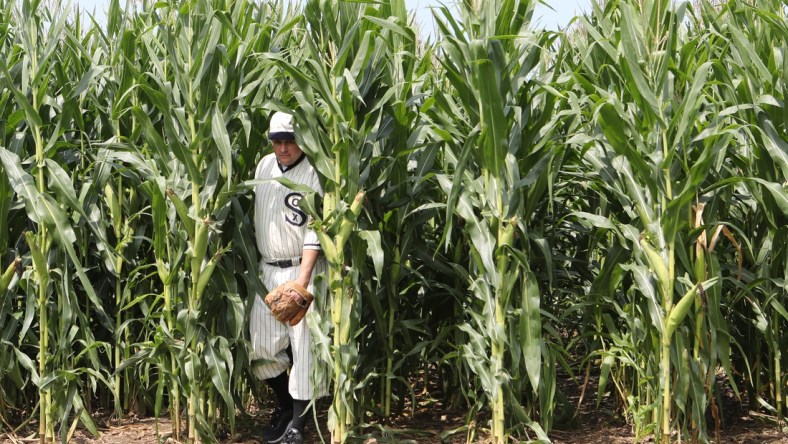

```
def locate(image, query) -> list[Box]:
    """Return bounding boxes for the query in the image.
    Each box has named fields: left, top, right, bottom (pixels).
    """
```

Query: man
left=250, top=111, right=327, bottom=444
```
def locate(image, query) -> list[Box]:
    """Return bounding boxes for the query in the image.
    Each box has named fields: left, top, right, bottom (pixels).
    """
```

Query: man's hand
left=264, top=281, right=314, bottom=326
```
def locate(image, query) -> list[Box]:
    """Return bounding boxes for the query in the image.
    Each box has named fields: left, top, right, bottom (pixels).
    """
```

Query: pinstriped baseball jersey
left=253, top=153, right=322, bottom=261
left=250, top=150, right=329, bottom=400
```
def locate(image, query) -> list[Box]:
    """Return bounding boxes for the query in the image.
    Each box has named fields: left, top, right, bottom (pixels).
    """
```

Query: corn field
left=0, top=0, right=785, bottom=443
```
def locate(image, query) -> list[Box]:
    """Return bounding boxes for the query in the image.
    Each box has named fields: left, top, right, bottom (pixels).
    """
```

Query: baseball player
left=249, top=111, right=327, bottom=444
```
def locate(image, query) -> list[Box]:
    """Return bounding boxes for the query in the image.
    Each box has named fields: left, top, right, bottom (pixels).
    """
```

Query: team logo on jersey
left=284, top=193, right=307, bottom=226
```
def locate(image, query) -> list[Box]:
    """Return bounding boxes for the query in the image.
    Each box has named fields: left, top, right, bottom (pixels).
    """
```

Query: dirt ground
left=2, top=407, right=786, bottom=443
left=3, top=399, right=786, bottom=444
left=2, top=374, right=787, bottom=443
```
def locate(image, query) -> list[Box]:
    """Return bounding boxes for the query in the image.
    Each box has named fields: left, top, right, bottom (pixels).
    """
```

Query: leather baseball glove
left=264, top=281, right=314, bottom=326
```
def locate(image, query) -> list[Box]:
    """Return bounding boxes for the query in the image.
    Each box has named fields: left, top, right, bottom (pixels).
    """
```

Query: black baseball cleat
left=280, top=427, right=304, bottom=444
left=262, top=408, right=292, bottom=443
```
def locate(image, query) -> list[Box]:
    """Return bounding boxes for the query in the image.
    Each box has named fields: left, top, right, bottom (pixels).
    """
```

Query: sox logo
left=284, top=193, right=306, bottom=227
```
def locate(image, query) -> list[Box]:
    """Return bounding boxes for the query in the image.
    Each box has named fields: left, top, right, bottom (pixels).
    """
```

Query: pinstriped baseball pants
left=249, top=260, right=328, bottom=400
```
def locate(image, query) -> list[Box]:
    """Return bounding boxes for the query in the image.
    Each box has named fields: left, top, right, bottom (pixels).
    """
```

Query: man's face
left=272, top=139, right=303, bottom=166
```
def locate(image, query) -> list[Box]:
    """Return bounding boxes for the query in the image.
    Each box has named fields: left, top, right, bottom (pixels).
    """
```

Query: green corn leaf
left=231, top=199, right=265, bottom=295
left=204, top=338, right=234, bottom=427
left=751, top=178, right=788, bottom=216
left=620, top=263, right=663, bottom=331
left=24, top=230, right=48, bottom=286
left=0, top=149, right=41, bottom=223
left=38, top=195, right=113, bottom=331
left=20, top=281, right=37, bottom=343
left=597, top=353, right=615, bottom=406
left=472, top=40, right=508, bottom=184
left=614, top=155, right=654, bottom=225
left=458, top=323, right=495, bottom=395
left=222, top=290, right=245, bottom=342
left=358, top=230, right=383, bottom=281
left=597, top=104, right=652, bottom=181
left=363, top=14, right=411, bottom=38
left=211, top=106, right=233, bottom=186
left=590, top=242, right=630, bottom=299
left=70, top=65, right=107, bottom=99
left=674, top=333, right=690, bottom=415
left=570, top=211, right=619, bottom=231
left=0, top=165, right=10, bottom=250
left=757, top=114, right=788, bottom=179
left=519, top=269, right=542, bottom=391
left=150, top=184, right=169, bottom=281
left=101, top=149, right=160, bottom=182
left=619, top=3, right=661, bottom=121
left=0, top=64, right=42, bottom=127
left=78, top=405, right=99, bottom=438
left=578, top=16, right=618, bottom=61
left=462, top=205, right=497, bottom=280
left=706, top=255, right=733, bottom=384
left=44, top=159, right=117, bottom=272
left=769, top=298, right=788, bottom=323
left=166, top=188, right=196, bottom=238
left=131, top=106, right=173, bottom=178
left=440, top=138, right=479, bottom=251
left=727, top=21, right=772, bottom=84
left=177, top=309, right=199, bottom=355
left=14, top=346, right=39, bottom=386
left=672, top=62, right=712, bottom=144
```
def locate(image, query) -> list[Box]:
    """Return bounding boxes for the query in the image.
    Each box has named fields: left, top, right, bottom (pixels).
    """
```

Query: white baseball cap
left=268, top=111, right=295, bottom=140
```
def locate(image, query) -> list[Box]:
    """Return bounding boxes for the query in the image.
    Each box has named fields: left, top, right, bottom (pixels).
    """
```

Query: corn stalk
left=564, top=0, right=783, bottom=440
left=265, top=1, right=436, bottom=440
left=430, top=0, right=566, bottom=441
left=0, top=1, right=117, bottom=441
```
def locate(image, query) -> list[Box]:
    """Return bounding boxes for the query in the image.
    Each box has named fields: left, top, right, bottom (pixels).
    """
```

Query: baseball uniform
left=250, top=151, right=328, bottom=400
